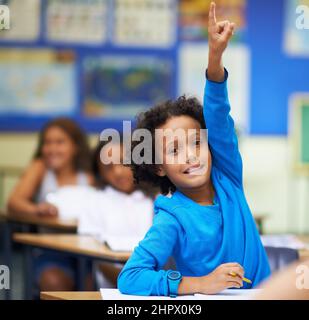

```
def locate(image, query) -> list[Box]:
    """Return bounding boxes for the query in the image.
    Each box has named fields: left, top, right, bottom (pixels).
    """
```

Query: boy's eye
left=168, top=148, right=178, bottom=155
left=191, top=140, right=200, bottom=147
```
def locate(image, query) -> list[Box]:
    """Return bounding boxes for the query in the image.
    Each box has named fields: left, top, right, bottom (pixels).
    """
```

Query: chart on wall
left=179, top=43, right=250, bottom=132
left=0, top=49, right=76, bottom=115
left=178, top=0, right=249, bottom=132
left=45, top=0, right=108, bottom=45
left=113, top=0, right=177, bottom=47
left=0, top=0, right=178, bottom=131
left=82, top=55, right=174, bottom=118
left=284, top=0, right=309, bottom=56
left=0, top=0, right=41, bottom=41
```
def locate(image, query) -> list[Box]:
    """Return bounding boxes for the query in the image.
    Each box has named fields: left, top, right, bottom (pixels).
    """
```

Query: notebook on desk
left=100, top=288, right=262, bottom=300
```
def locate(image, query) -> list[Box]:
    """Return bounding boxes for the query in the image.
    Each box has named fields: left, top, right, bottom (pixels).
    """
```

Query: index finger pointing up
left=208, top=2, right=217, bottom=26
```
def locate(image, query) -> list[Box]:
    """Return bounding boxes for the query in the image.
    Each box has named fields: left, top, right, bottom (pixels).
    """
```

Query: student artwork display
left=284, top=0, right=309, bottom=56
left=113, top=0, right=176, bottom=47
left=0, top=0, right=40, bottom=41
left=179, top=0, right=246, bottom=42
left=82, top=55, right=173, bottom=118
left=0, top=49, right=76, bottom=115
left=46, top=0, right=108, bottom=45
left=2, top=0, right=297, bottom=135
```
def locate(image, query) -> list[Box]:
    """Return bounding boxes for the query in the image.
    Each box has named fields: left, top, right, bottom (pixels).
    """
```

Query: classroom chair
left=264, top=246, right=299, bottom=273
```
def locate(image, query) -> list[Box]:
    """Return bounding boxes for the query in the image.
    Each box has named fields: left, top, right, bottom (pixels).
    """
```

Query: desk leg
left=92, top=260, right=97, bottom=291
left=77, top=257, right=87, bottom=291
left=24, top=246, right=33, bottom=300
left=3, top=221, right=12, bottom=300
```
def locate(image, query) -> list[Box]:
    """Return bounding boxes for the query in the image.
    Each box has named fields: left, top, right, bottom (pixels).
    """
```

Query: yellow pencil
left=230, top=272, right=252, bottom=284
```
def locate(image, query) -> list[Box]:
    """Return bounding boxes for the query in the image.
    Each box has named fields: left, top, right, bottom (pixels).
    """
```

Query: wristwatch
left=167, top=270, right=182, bottom=298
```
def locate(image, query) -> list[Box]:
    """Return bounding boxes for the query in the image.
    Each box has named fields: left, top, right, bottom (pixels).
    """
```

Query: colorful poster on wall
left=0, top=49, right=76, bottom=115
left=179, top=43, right=250, bottom=131
left=179, top=0, right=246, bottom=42
left=284, top=0, right=309, bottom=56
left=113, top=0, right=176, bottom=47
left=46, top=0, right=108, bottom=45
left=83, top=55, right=173, bottom=118
left=0, top=0, right=40, bottom=41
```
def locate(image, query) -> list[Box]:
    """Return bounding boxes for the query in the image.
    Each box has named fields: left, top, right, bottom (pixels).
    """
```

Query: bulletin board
left=0, top=0, right=250, bottom=133
left=1, top=0, right=309, bottom=135
left=0, top=0, right=178, bottom=132
left=284, top=0, right=309, bottom=57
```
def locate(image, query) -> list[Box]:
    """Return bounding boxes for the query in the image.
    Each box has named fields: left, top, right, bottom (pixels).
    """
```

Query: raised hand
left=207, top=2, right=235, bottom=82
left=208, top=2, right=235, bottom=55
left=36, top=202, right=58, bottom=217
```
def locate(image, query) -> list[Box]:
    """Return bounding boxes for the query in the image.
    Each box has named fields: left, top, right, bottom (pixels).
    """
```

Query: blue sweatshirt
left=118, top=70, right=271, bottom=296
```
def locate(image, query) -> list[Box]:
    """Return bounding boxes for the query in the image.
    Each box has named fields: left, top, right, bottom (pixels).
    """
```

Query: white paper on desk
left=100, top=289, right=262, bottom=300
left=261, top=234, right=305, bottom=250
left=102, top=235, right=141, bottom=252
left=100, top=289, right=196, bottom=300
left=194, top=289, right=262, bottom=300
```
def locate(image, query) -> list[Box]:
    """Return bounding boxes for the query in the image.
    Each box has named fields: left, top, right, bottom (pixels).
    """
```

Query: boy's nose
left=186, top=154, right=198, bottom=164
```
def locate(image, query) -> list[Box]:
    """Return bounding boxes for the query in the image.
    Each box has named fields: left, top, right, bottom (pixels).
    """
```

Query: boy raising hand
left=118, top=2, right=270, bottom=297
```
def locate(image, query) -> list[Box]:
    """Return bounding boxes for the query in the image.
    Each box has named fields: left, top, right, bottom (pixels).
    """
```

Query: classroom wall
left=248, top=0, right=309, bottom=135
left=1, top=133, right=309, bottom=234
left=242, top=137, right=309, bottom=234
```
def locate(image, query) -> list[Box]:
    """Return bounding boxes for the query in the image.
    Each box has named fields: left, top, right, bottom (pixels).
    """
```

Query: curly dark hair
left=130, top=95, right=206, bottom=195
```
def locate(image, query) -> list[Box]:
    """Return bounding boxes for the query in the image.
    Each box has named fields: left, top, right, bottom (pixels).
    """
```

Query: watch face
left=169, top=271, right=181, bottom=280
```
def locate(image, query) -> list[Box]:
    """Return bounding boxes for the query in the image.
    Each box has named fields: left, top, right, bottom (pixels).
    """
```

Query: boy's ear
left=156, top=165, right=166, bottom=177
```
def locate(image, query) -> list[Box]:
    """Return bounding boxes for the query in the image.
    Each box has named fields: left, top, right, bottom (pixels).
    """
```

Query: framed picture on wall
left=289, top=93, right=309, bottom=173
left=82, top=54, right=174, bottom=119
left=0, top=49, right=76, bottom=116
left=284, top=0, right=309, bottom=57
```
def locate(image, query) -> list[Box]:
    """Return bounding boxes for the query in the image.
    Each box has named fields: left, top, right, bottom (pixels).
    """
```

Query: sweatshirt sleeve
left=117, top=211, right=179, bottom=296
left=203, top=69, right=243, bottom=188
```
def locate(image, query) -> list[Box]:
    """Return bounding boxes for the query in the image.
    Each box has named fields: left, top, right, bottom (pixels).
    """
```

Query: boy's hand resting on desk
left=178, top=262, right=245, bottom=295
left=207, top=1, right=235, bottom=82
left=199, top=263, right=244, bottom=294
left=35, top=202, right=58, bottom=217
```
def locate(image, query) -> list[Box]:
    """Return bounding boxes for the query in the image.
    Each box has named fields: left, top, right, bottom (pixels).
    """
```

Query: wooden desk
left=13, top=234, right=130, bottom=262
left=5, top=212, right=77, bottom=231
left=40, top=291, right=101, bottom=300
left=1, top=211, right=77, bottom=300
left=13, top=233, right=131, bottom=300
left=13, top=232, right=309, bottom=300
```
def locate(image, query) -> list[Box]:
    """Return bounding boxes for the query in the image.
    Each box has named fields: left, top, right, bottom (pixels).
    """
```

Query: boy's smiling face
left=156, top=115, right=212, bottom=193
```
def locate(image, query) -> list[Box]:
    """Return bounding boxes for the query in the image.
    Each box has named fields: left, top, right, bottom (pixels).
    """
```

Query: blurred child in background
left=78, top=138, right=155, bottom=287
left=8, top=117, right=94, bottom=292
